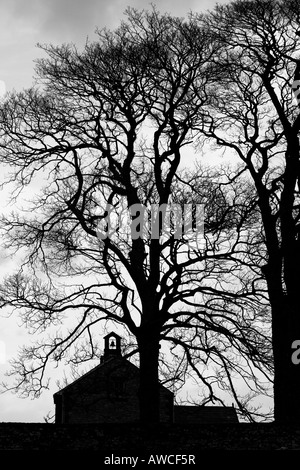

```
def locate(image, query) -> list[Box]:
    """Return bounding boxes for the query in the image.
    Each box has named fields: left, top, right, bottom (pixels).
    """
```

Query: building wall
left=174, top=405, right=239, bottom=424
left=55, top=357, right=173, bottom=424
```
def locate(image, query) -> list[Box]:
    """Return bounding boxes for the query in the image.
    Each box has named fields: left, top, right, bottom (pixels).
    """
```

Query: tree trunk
left=264, top=250, right=300, bottom=423
left=137, top=330, right=161, bottom=424
left=272, top=295, right=300, bottom=423
left=273, top=136, right=300, bottom=423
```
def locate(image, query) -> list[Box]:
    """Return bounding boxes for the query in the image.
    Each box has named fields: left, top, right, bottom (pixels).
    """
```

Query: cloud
left=41, top=0, right=101, bottom=43
left=19, top=0, right=225, bottom=45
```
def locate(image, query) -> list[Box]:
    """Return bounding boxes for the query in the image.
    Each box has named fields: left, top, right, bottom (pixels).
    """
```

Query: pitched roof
left=53, top=355, right=173, bottom=397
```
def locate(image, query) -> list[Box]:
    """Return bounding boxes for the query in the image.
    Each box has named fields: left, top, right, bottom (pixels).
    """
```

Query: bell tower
left=101, top=332, right=122, bottom=363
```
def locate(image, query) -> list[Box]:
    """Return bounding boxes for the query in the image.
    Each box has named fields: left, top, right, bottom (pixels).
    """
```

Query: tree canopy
left=193, top=0, right=300, bottom=423
left=0, top=5, right=277, bottom=423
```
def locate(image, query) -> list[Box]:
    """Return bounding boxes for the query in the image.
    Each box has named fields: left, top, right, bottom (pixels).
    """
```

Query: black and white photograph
left=0, top=0, right=299, bottom=460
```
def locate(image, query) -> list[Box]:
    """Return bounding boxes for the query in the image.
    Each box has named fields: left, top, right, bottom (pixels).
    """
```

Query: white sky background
left=0, top=0, right=251, bottom=423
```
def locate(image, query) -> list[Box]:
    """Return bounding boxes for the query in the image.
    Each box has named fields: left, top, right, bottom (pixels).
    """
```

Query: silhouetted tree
left=0, top=8, right=272, bottom=423
left=195, top=0, right=300, bottom=423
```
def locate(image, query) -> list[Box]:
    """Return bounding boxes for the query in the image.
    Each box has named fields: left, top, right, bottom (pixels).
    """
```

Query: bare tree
left=195, top=0, right=300, bottom=423
left=0, top=8, right=271, bottom=423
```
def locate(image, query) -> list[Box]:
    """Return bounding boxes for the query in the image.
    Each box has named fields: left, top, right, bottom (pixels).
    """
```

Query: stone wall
left=0, top=422, right=300, bottom=452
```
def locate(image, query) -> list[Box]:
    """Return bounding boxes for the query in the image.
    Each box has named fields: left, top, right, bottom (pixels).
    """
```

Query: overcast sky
left=0, top=0, right=228, bottom=93
left=0, top=0, right=233, bottom=423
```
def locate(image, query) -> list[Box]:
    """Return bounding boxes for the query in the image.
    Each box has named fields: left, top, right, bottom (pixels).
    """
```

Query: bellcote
left=101, top=332, right=122, bottom=363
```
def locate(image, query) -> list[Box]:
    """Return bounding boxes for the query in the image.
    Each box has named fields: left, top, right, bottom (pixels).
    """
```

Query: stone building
left=53, top=332, right=238, bottom=424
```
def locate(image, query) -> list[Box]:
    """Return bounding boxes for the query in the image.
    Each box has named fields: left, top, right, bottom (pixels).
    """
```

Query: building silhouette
left=53, top=332, right=238, bottom=425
